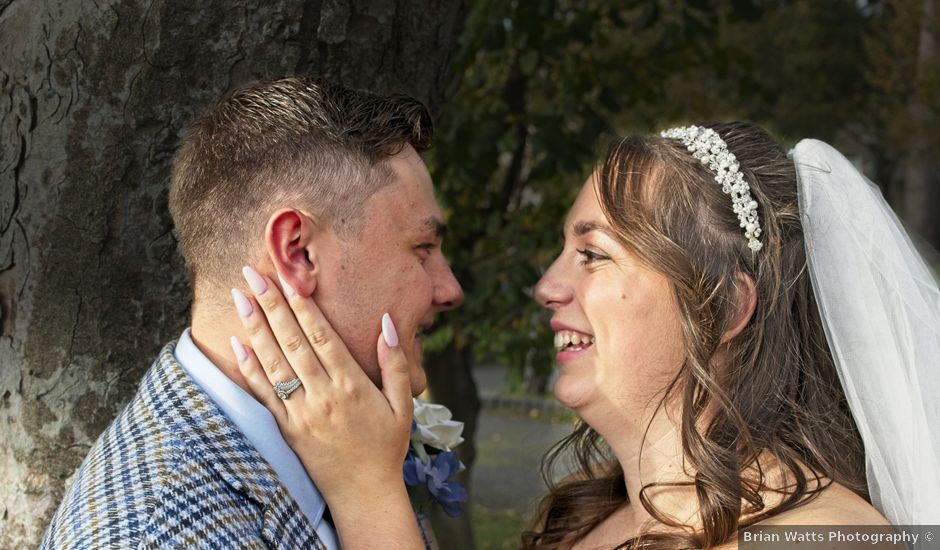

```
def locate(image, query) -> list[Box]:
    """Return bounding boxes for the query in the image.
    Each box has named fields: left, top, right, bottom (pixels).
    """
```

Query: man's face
left=311, top=146, right=463, bottom=395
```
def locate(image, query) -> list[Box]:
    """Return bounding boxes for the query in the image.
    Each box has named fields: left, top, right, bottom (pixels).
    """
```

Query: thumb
left=377, top=313, right=414, bottom=423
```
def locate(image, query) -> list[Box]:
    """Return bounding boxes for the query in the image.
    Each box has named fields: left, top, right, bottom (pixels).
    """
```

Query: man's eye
left=577, top=248, right=607, bottom=265
left=416, top=243, right=436, bottom=261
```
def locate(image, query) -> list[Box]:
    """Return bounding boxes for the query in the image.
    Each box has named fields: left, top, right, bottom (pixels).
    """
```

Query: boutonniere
left=402, top=398, right=468, bottom=517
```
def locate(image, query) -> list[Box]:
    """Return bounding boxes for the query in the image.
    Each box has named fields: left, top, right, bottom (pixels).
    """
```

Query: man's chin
left=410, top=365, right=428, bottom=397
left=409, top=336, right=428, bottom=396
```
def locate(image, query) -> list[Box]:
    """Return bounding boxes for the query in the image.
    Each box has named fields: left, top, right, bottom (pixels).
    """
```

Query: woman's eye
left=577, top=248, right=607, bottom=265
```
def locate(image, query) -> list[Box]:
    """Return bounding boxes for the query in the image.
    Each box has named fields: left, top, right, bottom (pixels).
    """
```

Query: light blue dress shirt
left=174, top=328, right=340, bottom=550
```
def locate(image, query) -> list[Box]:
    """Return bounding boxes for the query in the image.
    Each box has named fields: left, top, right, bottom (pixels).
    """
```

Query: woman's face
left=534, top=175, right=686, bottom=420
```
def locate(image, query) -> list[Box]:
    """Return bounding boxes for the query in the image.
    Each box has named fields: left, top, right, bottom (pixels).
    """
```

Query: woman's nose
left=534, top=260, right=570, bottom=309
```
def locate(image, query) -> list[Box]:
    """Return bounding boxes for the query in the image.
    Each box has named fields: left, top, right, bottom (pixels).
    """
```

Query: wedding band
left=273, top=377, right=302, bottom=400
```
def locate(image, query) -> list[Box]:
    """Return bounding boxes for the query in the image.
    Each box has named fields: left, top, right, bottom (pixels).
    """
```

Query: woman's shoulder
left=712, top=484, right=890, bottom=549
left=757, top=482, right=889, bottom=526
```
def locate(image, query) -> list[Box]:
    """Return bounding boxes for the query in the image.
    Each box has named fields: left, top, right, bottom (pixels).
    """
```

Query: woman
left=229, top=122, right=938, bottom=548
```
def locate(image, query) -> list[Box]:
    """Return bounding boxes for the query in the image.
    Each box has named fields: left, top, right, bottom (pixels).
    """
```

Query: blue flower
left=424, top=451, right=468, bottom=517
left=402, top=450, right=468, bottom=517
left=403, top=451, right=425, bottom=487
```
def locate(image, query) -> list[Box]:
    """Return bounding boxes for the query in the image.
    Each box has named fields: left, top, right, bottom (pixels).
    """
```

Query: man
left=41, top=77, right=463, bottom=549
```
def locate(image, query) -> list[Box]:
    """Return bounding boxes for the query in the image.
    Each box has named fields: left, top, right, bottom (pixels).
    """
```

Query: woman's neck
left=589, top=404, right=701, bottom=529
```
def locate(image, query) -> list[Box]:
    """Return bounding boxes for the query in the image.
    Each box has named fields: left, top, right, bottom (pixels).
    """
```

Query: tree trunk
left=0, top=1, right=464, bottom=546
left=424, top=341, right=480, bottom=550
left=901, top=0, right=940, bottom=248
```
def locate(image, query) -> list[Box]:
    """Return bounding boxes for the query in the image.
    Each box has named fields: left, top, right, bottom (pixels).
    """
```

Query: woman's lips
left=553, top=327, right=596, bottom=364
left=556, top=341, right=594, bottom=364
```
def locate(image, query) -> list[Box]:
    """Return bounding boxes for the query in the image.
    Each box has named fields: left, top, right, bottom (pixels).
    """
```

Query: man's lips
left=418, top=317, right=435, bottom=334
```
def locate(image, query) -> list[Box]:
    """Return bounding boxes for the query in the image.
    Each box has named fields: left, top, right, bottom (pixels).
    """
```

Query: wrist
left=330, top=483, right=424, bottom=550
left=321, top=469, right=408, bottom=509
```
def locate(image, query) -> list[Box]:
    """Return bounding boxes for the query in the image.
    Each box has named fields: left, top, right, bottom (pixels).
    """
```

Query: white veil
left=792, top=139, right=940, bottom=524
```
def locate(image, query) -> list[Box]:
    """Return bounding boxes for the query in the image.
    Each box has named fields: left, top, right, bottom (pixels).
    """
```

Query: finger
left=240, top=266, right=329, bottom=390
left=232, top=286, right=308, bottom=405
left=230, top=336, right=288, bottom=423
left=377, top=313, right=415, bottom=424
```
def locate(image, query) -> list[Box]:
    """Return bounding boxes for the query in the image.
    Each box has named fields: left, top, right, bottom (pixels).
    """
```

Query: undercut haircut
left=168, top=77, right=433, bottom=300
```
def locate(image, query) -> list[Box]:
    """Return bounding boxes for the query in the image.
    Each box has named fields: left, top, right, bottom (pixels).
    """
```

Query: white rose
left=412, top=398, right=465, bottom=451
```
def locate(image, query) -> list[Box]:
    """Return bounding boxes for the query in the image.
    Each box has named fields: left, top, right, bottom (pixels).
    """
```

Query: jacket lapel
left=148, top=344, right=324, bottom=549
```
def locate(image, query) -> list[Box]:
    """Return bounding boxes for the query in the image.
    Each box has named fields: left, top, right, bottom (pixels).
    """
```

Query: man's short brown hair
left=168, top=77, right=433, bottom=299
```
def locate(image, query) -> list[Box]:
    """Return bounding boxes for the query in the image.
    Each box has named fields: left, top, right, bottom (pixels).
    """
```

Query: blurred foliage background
left=426, top=0, right=939, bottom=394
left=418, top=1, right=938, bottom=546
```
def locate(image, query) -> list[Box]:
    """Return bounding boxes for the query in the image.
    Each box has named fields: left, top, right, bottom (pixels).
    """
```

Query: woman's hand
left=230, top=265, right=423, bottom=549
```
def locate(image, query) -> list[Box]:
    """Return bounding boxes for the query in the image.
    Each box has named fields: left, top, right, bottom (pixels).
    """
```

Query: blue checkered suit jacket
left=41, top=341, right=325, bottom=549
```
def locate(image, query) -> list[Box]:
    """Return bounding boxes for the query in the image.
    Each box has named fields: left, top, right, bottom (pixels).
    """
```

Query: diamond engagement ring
left=273, top=378, right=302, bottom=400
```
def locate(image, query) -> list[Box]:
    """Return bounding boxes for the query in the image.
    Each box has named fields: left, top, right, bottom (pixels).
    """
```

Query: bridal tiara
left=660, top=126, right=763, bottom=252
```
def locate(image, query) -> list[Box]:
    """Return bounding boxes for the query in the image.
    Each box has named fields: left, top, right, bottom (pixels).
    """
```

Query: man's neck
left=190, top=314, right=253, bottom=395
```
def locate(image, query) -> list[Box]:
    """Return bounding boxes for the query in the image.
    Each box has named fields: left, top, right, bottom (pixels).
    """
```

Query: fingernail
left=231, top=288, right=253, bottom=317
left=230, top=336, right=248, bottom=362
left=277, top=272, right=297, bottom=298
left=242, top=265, right=268, bottom=295
left=382, top=312, right=399, bottom=348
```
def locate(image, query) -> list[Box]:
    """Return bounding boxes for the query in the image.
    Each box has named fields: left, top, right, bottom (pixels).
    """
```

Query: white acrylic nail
left=382, top=313, right=399, bottom=348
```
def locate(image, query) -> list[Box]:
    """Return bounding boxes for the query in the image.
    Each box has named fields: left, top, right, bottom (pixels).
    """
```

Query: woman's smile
left=551, top=322, right=596, bottom=364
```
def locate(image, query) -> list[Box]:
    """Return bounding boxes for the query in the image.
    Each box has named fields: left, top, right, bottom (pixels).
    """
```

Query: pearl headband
left=660, top=126, right=763, bottom=252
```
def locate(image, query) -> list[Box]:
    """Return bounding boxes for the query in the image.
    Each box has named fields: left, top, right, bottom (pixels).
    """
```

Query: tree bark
left=424, top=341, right=480, bottom=550
left=901, top=0, right=940, bottom=248
left=0, top=0, right=464, bottom=545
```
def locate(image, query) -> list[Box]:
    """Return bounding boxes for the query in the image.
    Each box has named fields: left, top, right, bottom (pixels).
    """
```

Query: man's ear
left=720, top=272, right=757, bottom=344
left=264, top=208, right=318, bottom=297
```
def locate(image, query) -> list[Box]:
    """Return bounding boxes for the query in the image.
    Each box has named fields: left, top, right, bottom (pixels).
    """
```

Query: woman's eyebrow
left=573, top=220, right=616, bottom=238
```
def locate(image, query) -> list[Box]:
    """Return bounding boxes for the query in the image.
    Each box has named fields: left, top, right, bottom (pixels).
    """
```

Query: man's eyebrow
left=420, top=217, right=447, bottom=238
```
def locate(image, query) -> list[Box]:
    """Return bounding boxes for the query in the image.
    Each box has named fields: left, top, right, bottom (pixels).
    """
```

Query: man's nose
left=433, top=263, right=464, bottom=311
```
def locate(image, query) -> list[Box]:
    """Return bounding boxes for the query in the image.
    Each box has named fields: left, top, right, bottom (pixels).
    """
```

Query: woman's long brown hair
left=522, top=122, right=867, bottom=549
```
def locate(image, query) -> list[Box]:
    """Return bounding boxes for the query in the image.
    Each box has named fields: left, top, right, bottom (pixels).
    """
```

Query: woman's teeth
left=554, top=330, right=595, bottom=351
